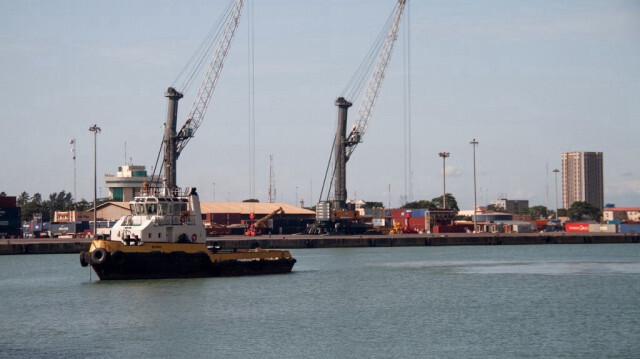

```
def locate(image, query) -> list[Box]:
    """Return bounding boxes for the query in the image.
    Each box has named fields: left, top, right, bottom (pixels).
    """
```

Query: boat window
left=130, top=204, right=137, bottom=215
left=158, top=203, right=168, bottom=216
left=135, top=204, right=145, bottom=215
left=146, top=204, right=157, bottom=215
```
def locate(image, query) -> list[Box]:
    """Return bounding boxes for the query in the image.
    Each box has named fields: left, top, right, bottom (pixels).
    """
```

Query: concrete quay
left=1, top=233, right=637, bottom=255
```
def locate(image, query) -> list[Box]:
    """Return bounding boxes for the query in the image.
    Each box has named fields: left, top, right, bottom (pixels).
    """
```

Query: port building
left=104, top=165, right=161, bottom=202
left=603, top=207, right=640, bottom=222
left=489, top=199, right=529, bottom=214
left=561, top=152, right=604, bottom=210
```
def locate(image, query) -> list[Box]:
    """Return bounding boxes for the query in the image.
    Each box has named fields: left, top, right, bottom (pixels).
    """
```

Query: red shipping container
left=407, top=217, right=425, bottom=231
left=565, top=222, right=589, bottom=232
left=391, top=209, right=405, bottom=218
left=0, top=197, right=17, bottom=207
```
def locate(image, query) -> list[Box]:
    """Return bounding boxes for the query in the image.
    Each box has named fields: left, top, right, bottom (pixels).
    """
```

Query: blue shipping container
left=618, top=224, right=640, bottom=234
left=0, top=207, right=21, bottom=219
left=0, top=219, right=21, bottom=228
left=411, top=209, right=426, bottom=218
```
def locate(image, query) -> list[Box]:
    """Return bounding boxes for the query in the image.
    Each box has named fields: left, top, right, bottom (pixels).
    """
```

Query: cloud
left=444, top=165, right=463, bottom=177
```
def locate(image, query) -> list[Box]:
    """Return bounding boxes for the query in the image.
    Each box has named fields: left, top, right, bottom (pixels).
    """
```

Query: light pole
left=89, top=124, right=101, bottom=238
left=470, top=139, right=478, bottom=233
left=70, top=139, right=76, bottom=203
left=553, top=168, right=559, bottom=220
left=438, top=152, right=450, bottom=209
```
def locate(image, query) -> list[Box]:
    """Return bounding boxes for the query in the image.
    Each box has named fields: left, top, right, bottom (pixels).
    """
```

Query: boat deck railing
left=121, top=214, right=197, bottom=227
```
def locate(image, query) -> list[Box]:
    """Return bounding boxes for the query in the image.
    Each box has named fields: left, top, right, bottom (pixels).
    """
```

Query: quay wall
left=0, top=233, right=638, bottom=255
left=212, top=233, right=639, bottom=250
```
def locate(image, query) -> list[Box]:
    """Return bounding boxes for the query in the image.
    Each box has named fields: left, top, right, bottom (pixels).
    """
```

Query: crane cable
left=340, top=4, right=397, bottom=104
left=171, top=0, right=235, bottom=94
left=320, top=2, right=400, bottom=203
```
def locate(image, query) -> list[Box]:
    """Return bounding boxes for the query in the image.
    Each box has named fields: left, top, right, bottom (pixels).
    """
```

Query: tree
left=20, top=193, right=44, bottom=222
left=430, top=193, right=459, bottom=212
left=242, top=199, right=259, bottom=203
left=0, top=191, right=6, bottom=197
left=17, top=191, right=30, bottom=206
left=402, top=200, right=436, bottom=210
left=74, top=199, right=91, bottom=211
left=487, top=204, right=505, bottom=212
left=568, top=201, right=601, bottom=221
left=528, top=205, right=549, bottom=219
left=362, top=201, right=384, bottom=209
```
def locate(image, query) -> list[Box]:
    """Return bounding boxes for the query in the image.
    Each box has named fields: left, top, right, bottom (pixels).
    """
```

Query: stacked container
left=0, top=196, right=21, bottom=238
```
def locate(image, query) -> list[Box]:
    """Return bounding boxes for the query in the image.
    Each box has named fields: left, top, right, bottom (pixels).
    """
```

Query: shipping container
left=0, top=219, right=21, bottom=228
left=391, top=209, right=405, bottom=219
left=372, top=218, right=386, bottom=227
left=588, top=223, right=617, bottom=233
left=204, top=213, right=242, bottom=225
left=0, top=197, right=17, bottom=207
left=0, top=228, right=21, bottom=238
left=433, top=224, right=471, bottom=233
left=411, top=209, right=426, bottom=218
left=0, top=207, right=21, bottom=219
left=50, top=222, right=83, bottom=236
left=315, top=202, right=331, bottom=221
left=512, top=223, right=533, bottom=233
left=564, top=222, right=590, bottom=232
left=87, top=220, right=117, bottom=229
left=618, top=223, right=640, bottom=234
left=407, top=217, right=426, bottom=231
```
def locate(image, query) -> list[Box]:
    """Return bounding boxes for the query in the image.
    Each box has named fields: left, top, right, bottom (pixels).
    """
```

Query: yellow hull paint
left=89, top=240, right=294, bottom=262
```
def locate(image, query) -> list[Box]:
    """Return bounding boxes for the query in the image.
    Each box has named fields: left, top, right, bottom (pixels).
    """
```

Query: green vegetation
left=10, top=190, right=107, bottom=222
left=362, top=201, right=384, bottom=209
left=527, top=205, right=549, bottom=219
left=568, top=201, right=601, bottom=221
left=401, top=194, right=459, bottom=212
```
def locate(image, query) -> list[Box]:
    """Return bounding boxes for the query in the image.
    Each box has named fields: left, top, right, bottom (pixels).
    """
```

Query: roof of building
left=97, top=201, right=315, bottom=215
left=603, top=207, right=640, bottom=212
left=200, top=202, right=315, bottom=215
left=96, top=201, right=130, bottom=210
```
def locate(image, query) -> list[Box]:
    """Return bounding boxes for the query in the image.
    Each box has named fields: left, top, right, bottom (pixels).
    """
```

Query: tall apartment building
left=561, top=152, right=603, bottom=210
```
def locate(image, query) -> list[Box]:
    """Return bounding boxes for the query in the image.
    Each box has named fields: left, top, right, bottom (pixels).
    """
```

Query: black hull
left=81, top=250, right=296, bottom=280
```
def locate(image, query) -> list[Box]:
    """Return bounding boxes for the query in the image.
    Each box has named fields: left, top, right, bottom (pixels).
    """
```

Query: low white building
left=603, top=207, right=640, bottom=222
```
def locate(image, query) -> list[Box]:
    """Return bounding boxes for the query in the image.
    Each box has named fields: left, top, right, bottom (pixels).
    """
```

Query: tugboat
left=80, top=0, right=296, bottom=280
left=80, top=184, right=296, bottom=280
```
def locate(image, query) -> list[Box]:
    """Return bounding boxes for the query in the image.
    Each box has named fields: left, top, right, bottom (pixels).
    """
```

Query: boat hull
left=80, top=241, right=296, bottom=280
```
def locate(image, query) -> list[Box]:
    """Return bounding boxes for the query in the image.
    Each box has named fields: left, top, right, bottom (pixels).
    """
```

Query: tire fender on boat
left=91, top=248, right=108, bottom=265
left=80, top=252, right=88, bottom=267
left=191, top=233, right=197, bottom=242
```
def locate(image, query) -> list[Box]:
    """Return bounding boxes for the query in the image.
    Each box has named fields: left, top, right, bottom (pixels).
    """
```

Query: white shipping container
left=588, top=224, right=617, bottom=233
left=372, top=218, right=386, bottom=227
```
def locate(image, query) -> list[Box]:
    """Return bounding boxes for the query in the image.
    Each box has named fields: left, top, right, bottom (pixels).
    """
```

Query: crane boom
left=163, top=0, right=245, bottom=192
left=345, top=0, right=406, bottom=160
left=175, top=0, right=245, bottom=158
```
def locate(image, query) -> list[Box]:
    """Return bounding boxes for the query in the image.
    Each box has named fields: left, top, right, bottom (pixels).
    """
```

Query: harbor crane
left=313, top=0, right=407, bottom=233
left=162, top=0, right=245, bottom=193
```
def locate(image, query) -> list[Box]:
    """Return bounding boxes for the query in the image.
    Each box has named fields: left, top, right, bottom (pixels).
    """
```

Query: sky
left=1, top=0, right=639, bottom=210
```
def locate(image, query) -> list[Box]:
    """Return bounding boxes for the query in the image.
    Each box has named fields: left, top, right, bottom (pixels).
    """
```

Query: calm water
left=1, top=244, right=639, bottom=359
